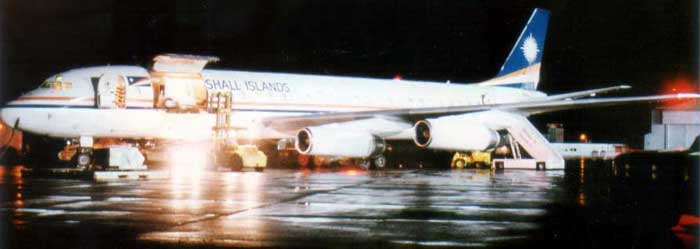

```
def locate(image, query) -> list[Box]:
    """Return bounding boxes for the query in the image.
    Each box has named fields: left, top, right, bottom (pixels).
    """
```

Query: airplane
left=1, top=8, right=698, bottom=170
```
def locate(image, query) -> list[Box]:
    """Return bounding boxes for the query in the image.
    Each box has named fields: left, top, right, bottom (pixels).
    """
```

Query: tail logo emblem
left=521, top=33, right=539, bottom=64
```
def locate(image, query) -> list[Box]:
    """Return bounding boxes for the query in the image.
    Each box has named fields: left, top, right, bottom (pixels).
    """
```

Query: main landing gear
left=296, top=154, right=388, bottom=170
left=357, top=154, right=387, bottom=170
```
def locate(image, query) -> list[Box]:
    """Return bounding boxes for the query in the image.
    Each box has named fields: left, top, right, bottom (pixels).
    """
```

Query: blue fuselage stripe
left=0, top=104, right=324, bottom=114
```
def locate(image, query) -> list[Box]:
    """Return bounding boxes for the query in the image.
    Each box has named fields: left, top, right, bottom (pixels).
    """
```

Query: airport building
left=644, top=103, right=700, bottom=150
left=546, top=123, right=564, bottom=143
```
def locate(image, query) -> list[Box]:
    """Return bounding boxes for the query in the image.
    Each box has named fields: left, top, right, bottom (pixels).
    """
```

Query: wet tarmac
left=0, top=161, right=695, bottom=249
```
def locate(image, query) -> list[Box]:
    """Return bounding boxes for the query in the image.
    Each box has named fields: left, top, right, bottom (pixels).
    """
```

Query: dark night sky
left=0, top=0, right=697, bottom=147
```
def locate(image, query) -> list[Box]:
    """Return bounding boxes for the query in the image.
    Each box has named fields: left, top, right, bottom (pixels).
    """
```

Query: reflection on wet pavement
left=0, top=164, right=690, bottom=248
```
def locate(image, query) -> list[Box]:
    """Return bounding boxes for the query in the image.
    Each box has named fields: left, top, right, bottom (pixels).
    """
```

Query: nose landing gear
left=75, top=136, right=94, bottom=170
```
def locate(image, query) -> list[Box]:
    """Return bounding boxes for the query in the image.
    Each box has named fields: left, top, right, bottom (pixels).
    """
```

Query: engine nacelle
left=413, top=116, right=500, bottom=151
left=295, top=127, right=386, bottom=158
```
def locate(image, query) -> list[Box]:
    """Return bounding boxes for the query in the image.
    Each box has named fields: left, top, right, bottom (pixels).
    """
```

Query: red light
left=393, top=75, right=402, bottom=81
left=672, top=215, right=700, bottom=248
left=660, top=76, right=696, bottom=108
left=662, top=77, right=694, bottom=94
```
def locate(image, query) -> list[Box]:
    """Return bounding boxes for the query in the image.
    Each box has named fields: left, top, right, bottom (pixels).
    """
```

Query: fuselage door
left=96, top=73, right=127, bottom=109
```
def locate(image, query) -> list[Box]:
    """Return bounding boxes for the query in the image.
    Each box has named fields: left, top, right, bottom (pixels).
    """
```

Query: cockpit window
left=40, top=75, right=73, bottom=90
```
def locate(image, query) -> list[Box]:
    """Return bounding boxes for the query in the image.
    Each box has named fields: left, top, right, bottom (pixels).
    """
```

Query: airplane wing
left=262, top=93, right=700, bottom=135
left=505, top=93, right=699, bottom=114
left=535, top=85, right=631, bottom=101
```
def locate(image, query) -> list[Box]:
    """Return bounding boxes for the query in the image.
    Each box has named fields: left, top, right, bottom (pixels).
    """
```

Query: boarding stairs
left=479, top=110, right=565, bottom=169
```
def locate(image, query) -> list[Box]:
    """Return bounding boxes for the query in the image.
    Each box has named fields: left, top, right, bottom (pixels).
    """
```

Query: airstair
left=478, top=110, right=565, bottom=170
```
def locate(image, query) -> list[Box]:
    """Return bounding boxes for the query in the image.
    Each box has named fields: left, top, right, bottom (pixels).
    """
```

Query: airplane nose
left=0, top=106, right=6, bottom=125
left=0, top=107, right=19, bottom=129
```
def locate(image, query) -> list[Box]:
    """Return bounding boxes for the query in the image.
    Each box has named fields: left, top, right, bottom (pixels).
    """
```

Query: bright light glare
left=168, top=144, right=209, bottom=179
left=167, top=144, right=208, bottom=212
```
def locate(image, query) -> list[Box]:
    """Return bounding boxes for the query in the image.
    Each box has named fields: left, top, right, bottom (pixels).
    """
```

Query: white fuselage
left=0, top=66, right=546, bottom=140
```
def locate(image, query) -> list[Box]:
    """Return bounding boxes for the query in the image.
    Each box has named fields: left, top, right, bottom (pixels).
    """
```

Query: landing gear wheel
left=77, top=153, right=91, bottom=168
left=372, top=155, right=387, bottom=169
left=358, top=159, right=371, bottom=170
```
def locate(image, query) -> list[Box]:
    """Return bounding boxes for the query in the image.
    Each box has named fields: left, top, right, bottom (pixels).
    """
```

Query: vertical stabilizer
left=480, top=8, right=550, bottom=90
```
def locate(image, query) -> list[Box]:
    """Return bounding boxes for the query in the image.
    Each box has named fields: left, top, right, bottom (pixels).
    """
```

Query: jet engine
left=295, top=127, right=386, bottom=158
left=413, top=115, right=500, bottom=151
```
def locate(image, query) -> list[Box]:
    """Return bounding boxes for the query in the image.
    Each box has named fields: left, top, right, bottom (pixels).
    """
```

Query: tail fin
left=480, top=8, right=550, bottom=90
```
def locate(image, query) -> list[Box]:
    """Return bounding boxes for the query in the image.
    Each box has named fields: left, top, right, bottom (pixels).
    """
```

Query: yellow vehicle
left=213, top=144, right=267, bottom=171
left=451, top=151, right=491, bottom=169
left=208, top=91, right=267, bottom=171
left=235, top=145, right=267, bottom=171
